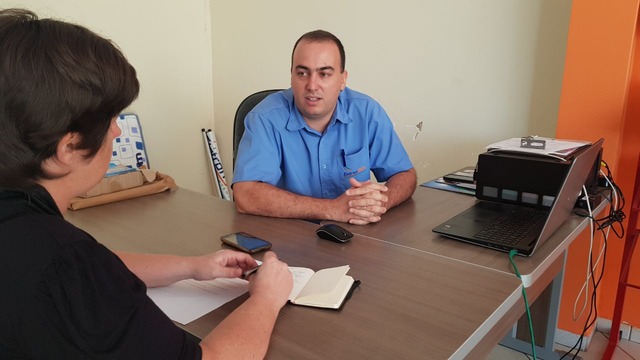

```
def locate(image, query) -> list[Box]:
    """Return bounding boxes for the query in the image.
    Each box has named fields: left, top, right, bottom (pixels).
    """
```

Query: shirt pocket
left=340, top=147, right=370, bottom=181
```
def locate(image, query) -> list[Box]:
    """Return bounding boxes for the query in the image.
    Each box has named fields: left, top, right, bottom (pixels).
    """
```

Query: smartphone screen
left=220, top=232, right=272, bottom=254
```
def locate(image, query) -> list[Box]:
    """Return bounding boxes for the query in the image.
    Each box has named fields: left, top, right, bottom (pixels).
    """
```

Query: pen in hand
left=241, top=265, right=260, bottom=280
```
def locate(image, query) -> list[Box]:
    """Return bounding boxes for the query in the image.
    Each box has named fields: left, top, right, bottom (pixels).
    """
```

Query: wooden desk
left=324, top=186, right=606, bottom=358
left=328, top=186, right=604, bottom=289
left=67, top=188, right=522, bottom=359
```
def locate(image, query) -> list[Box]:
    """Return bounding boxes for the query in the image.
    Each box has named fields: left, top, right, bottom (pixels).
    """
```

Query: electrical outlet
left=620, top=323, right=632, bottom=340
left=598, top=319, right=633, bottom=341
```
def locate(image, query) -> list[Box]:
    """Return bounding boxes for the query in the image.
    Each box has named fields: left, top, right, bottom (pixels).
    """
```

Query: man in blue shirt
left=233, top=30, right=417, bottom=225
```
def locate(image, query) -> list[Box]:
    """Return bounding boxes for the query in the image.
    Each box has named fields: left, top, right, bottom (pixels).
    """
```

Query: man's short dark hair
left=0, top=8, right=139, bottom=189
left=291, top=29, right=346, bottom=72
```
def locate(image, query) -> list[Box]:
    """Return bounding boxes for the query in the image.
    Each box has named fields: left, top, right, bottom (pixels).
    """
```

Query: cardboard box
left=80, top=170, right=144, bottom=198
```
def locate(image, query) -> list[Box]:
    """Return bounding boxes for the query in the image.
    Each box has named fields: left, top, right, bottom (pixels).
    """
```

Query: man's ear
left=341, top=70, right=348, bottom=91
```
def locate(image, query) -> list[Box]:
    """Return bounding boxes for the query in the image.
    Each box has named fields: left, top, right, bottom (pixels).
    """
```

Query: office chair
left=232, top=89, right=282, bottom=169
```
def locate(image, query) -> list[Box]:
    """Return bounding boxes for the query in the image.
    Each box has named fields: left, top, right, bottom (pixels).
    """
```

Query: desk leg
left=499, top=254, right=565, bottom=359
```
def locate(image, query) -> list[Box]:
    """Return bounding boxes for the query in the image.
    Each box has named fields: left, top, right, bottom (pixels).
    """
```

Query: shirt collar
left=334, top=90, right=352, bottom=125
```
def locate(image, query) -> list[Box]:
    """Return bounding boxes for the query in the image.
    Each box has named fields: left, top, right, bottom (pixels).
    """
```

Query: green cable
left=509, top=249, right=537, bottom=359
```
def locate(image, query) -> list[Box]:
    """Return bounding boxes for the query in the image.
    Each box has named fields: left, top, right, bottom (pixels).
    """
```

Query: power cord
left=571, top=170, right=624, bottom=321
left=597, top=162, right=626, bottom=237
left=572, top=185, right=603, bottom=321
left=558, top=217, right=608, bottom=359
left=509, top=249, right=537, bottom=360
left=560, top=164, right=624, bottom=359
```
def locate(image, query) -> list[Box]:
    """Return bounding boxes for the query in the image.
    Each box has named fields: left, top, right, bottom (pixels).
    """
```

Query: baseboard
left=555, top=328, right=593, bottom=351
left=556, top=317, right=640, bottom=351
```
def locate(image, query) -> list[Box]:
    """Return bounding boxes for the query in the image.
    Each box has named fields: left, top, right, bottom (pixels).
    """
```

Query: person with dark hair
left=0, top=8, right=292, bottom=359
left=233, top=29, right=417, bottom=225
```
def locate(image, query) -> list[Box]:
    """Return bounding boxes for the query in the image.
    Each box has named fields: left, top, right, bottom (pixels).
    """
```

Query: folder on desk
left=421, top=178, right=475, bottom=196
left=432, top=138, right=603, bottom=256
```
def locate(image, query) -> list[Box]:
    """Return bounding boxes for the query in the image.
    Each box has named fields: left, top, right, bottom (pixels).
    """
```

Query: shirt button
left=322, top=165, right=327, bottom=169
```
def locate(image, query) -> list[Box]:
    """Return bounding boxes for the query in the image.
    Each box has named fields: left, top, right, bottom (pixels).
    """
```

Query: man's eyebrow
left=294, top=65, right=335, bottom=72
left=317, top=66, right=335, bottom=72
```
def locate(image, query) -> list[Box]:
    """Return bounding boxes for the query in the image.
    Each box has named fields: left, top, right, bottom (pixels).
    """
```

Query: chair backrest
left=233, top=89, right=282, bottom=169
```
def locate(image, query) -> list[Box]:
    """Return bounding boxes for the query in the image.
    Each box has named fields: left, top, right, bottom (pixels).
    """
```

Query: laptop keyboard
left=474, top=207, right=547, bottom=245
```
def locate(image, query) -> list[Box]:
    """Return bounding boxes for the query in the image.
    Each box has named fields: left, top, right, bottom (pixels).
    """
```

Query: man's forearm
left=383, top=168, right=417, bottom=209
left=233, top=181, right=340, bottom=220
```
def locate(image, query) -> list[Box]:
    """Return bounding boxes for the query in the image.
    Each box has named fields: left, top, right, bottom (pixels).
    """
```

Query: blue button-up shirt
left=232, top=87, right=413, bottom=199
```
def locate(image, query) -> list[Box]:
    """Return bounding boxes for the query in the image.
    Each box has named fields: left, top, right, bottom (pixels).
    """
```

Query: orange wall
left=556, top=0, right=640, bottom=335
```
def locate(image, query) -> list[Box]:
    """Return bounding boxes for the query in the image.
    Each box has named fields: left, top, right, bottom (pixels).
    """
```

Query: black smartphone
left=220, top=232, right=272, bottom=254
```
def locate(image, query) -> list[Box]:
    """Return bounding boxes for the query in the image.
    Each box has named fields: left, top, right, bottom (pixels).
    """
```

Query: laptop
left=432, top=138, right=603, bottom=256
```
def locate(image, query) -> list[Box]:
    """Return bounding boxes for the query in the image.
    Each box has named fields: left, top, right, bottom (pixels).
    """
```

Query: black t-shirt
left=0, top=185, right=202, bottom=359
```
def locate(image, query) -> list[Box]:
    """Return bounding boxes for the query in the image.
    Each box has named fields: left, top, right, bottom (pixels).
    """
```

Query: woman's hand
left=248, top=251, right=293, bottom=310
left=190, top=250, right=258, bottom=281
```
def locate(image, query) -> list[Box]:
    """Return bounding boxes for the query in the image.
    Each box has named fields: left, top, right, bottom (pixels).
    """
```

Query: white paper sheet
left=288, top=267, right=316, bottom=300
left=147, top=278, right=249, bottom=325
left=486, top=137, right=590, bottom=159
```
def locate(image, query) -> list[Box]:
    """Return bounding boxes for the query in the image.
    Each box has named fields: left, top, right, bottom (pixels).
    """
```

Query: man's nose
left=306, top=73, right=319, bottom=90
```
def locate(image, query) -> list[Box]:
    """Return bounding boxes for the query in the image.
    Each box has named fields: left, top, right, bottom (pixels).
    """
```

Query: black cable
left=597, top=161, right=626, bottom=238
left=558, top=217, right=608, bottom=359
left=558, top=161, right=622, bottom=358
left=560, top=216, right=603, bottom=358
left=574, top=173, right=626, bottom=239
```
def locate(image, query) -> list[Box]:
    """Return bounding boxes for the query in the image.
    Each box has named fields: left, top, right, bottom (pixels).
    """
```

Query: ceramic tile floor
left=488, top=330, right=640, bottom=359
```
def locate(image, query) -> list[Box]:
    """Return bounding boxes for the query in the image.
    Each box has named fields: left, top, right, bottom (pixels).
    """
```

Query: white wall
left=6, top=0, right=217, bottom=194
left=211, top=0, right=572, bottom=190
left=4, top=0, right=572, bottom=195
